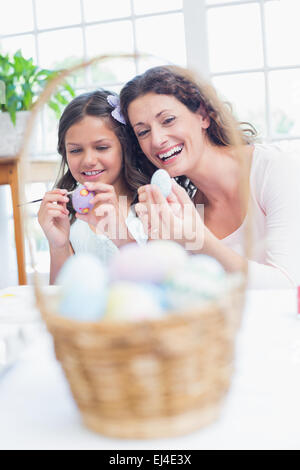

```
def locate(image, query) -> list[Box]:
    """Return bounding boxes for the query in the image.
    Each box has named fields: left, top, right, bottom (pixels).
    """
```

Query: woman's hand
left=38, top=189, right=70, bottom=249
left=75, top=182, right=132, bottom=248
left=135, top=180, right=205, bottom=252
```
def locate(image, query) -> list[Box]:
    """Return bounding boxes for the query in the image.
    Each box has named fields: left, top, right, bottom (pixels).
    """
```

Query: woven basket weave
left=37, top=286, right=244, bottom=438
left=19, top=55, right=249, bottom=438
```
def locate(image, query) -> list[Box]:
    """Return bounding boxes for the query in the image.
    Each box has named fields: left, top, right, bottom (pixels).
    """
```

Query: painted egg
left=151, top=169, right=172, bottom=198
left=109, top=240, right=187, bottom=284
left=146, top=241, right=188, bottom=279
left=109, top=243, right=163, bottom=283
left=71, top=184, right=95, bottom=214
left=189, top=254, right=225, bottom=279
left=104, top=281, right=164, bottom=322
left=56, top=253, right=107, bottom=322
left=164, top=255, right=227, bottom=311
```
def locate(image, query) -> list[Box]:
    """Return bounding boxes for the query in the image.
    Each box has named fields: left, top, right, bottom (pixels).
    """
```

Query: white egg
left=151, top=169, right=172, bottom=198
left=189, top=254, right=225, bottom=279
left=56, top=253, right=107, bottom=322
left=146, top=240, right=188, bottom=279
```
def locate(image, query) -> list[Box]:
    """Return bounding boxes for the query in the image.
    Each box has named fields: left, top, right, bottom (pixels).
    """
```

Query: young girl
left=120, top=65, right=300, bottom=289
left=38, top=90, right=143, bottom=284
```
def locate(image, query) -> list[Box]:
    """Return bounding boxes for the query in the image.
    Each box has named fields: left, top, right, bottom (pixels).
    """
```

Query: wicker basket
left=19, top=55, right=249, bottom=438
left=37, top=286, right=244, bottom=438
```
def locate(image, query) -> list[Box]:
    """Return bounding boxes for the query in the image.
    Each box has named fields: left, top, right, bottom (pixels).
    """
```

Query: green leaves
left=0, top=49, right=75, bottom=125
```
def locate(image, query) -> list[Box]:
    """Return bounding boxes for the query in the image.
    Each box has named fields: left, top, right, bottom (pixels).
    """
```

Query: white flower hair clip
left=107, top=94, right=126, bottom=124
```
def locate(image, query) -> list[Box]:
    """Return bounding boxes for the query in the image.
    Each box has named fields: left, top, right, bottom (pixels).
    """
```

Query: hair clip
left=107, top=94, right=126, bottom=124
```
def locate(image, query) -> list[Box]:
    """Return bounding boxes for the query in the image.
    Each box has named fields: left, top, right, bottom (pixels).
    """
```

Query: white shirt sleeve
left=247, top=152, right=300, bottom=289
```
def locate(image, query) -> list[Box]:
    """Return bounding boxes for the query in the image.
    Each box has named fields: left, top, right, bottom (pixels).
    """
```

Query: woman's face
left=65, top=115, right=123, bottom=186
left=127, top=92, right=210, bottom=177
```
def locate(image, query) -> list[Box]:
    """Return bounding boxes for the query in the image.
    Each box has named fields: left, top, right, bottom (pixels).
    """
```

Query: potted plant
left=0, top=50, right=75, bottom=157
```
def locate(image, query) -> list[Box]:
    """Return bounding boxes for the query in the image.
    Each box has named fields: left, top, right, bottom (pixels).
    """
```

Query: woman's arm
left=137, top=164, right=300, bottom=289
left=244, top=151, right=300, bottom=288
left=190, top=151, right=300, bottom=288
left=200, top=227, right=245, bottom=271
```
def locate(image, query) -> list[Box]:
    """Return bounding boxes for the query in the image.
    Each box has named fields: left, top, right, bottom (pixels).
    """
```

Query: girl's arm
left=49, top=243, right=74, bottom=285
left=38, top=189, right=71, bottom=284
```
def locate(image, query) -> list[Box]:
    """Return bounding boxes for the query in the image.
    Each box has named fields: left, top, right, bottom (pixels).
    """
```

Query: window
left=201, top=0, right=300, bottom=153
left=0, top=0, right=185, bottom=159
left=0, top=0, right=185, bottom=283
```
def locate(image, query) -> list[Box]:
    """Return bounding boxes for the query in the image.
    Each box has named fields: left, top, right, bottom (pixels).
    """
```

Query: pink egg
left=71, top=185, right=95, bottom=214
left=109, top=241, right=187, bottom=283
left=109, top=243, right=165, bottom=283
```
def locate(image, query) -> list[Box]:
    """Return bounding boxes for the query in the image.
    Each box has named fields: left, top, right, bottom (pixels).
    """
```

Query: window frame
left=186, top=0, right=300, bottom=144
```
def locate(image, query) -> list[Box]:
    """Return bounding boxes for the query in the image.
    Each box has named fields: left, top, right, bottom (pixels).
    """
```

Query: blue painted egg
left=56, top=253, right=107, bottom=322
left=151, top=169, right=172, bottom=198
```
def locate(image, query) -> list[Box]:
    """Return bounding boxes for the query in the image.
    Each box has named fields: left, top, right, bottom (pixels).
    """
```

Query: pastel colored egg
left=151, top=169, right=172, bottom=198
left=109, top=243, right=165, bottom=283
left=145, top=241, right=188, bottom=278
left=109, top=240, right=188, bottom=284
left=188, top=254, right=225, bottom=279
left=104, top=281, right=164, bottom=322
left=56, top=253, right=107, bottom=322
left=163, top=255, right=228, bottom=312
left=71, top=184, right=95, bottom=214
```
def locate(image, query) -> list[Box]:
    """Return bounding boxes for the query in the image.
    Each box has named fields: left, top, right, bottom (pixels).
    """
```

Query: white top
left=69, top=207, right=147, bottom=266
left=221, top=144, right=300, bottom=289
left=70, top=219, right=118, bottom=266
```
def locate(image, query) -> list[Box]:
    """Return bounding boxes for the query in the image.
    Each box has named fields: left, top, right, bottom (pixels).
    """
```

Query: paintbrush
left=17, top=189, right=76, bottom=207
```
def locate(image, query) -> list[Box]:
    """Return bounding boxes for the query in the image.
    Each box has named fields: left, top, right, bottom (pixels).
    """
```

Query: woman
left=120, top=65, right=300, bottom=288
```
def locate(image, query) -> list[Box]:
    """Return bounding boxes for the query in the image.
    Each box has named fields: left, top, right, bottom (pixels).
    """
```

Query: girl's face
left=128, top=92, right=210, bottom=178
left=65, top=115, right=123, bottom=186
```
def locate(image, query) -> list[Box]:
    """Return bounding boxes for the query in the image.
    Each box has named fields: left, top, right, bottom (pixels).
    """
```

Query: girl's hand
left=38, top=189, right=70, bottom=249
left=75, top=182, right=132, bottom=248
left=135, top=180, right=205, bottom=252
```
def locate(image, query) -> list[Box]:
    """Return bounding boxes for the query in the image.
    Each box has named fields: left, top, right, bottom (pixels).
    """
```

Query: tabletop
left=0, top=287, right=299, bottom=450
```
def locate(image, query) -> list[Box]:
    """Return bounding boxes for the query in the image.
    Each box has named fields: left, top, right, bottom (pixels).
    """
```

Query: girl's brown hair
left=119, top=65, right=256, bottom=196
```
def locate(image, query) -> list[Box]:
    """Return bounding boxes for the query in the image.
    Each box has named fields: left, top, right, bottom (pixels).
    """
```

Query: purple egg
left=71, top=184, right=95, bottom=214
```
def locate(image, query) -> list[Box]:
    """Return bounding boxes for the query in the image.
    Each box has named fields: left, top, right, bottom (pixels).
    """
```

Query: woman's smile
left=156, top=143, right=184, bottom=165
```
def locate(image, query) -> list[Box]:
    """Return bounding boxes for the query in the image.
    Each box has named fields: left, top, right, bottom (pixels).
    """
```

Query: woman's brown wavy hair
left=119, top=65, right=256, bottom=197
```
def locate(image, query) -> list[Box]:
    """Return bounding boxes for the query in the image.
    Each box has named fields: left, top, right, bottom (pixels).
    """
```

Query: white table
left=0, top=288, right=299, bottom=450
